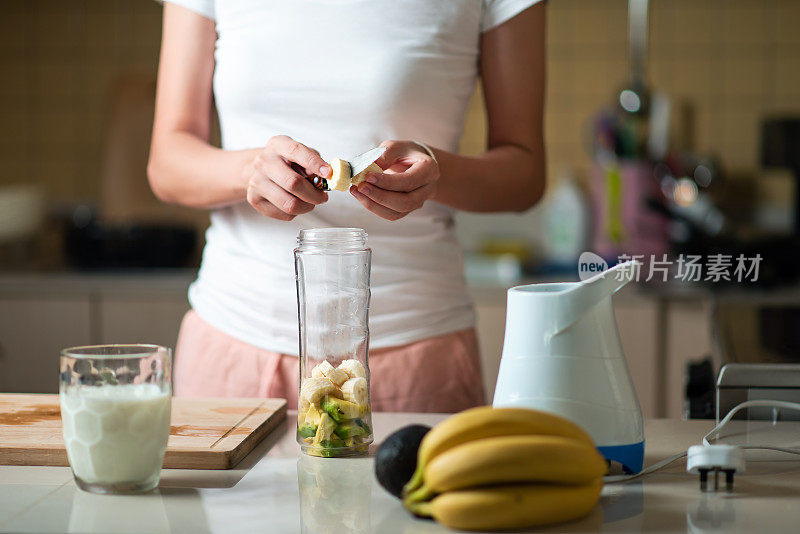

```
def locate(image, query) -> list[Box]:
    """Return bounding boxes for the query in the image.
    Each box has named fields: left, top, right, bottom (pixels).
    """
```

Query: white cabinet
left=663, top=300, right=712, bottom=418
left=0, top=272, right=194, bottom=394
left=0, top=297, right=92, bottom=393
left=474, top=300, right=507, bottom=403
left=0, top=295, right=188, bottom=394
left=0, top=272, right=714, bottom=413
left=613, top=293, right=661, bottom=418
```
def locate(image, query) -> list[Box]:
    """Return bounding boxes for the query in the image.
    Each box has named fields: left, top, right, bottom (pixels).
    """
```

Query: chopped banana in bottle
left=299, top=359, right=373, bottom=457
left=338, top=359, right=366, bottom=379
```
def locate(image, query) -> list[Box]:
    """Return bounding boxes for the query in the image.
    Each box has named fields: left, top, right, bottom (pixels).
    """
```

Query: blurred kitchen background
left=2, top=1, right=800, bottom=418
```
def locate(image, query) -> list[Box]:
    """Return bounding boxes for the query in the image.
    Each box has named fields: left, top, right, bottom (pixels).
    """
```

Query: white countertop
left=2, top=413, right=800, bottom=533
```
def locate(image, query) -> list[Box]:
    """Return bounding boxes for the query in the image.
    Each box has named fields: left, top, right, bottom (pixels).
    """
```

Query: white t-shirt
left=165, top=0, right=541, bottom=354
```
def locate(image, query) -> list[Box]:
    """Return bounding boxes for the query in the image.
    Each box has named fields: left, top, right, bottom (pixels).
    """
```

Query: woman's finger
left=261, top=156, right=328, bottom=205
left=363, top=159, right=436, bottom=192
left=374, top=140, right=410, bottom=170
left=350, top=186, right=406, bottom=221
left=269, top=135, right=331, bottom=178
left=356, top=182, right=435, bottom=213
left=248, top=177, right=314, bottom=217
left=260, top=177, right=316, bottom=216
left=246, top=194, right=296, bottom=221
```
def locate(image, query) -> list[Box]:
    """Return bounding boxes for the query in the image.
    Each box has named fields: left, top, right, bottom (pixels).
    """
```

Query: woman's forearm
left=149, top=4, right=256, bottom=210
left=434, top=4, right=546, bottom=214
left=147, top=131, right=256, bottom=210
left=433, top=142, right=545, bottom=213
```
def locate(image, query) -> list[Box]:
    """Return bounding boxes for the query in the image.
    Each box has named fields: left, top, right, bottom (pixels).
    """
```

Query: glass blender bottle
left=295, top=228, right=373, bottom=457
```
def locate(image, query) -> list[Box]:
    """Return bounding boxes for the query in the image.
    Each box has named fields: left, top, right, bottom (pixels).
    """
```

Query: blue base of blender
left=597, top=441, right=645, bottom=474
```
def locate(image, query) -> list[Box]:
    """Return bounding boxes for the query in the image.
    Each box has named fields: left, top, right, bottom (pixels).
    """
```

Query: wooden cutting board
left=0, top=394, right=287, bottom=469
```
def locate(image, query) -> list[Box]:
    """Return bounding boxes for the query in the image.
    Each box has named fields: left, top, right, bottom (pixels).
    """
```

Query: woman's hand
left=245, top=135, right=331, bottom=221
left=350, top=140, right=439, bottom=221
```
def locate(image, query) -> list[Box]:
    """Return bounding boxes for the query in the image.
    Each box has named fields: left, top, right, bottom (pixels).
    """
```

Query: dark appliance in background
left=718, top=117, right=800, bottom=287
left=60, top=75, right=204, bottom=271
left=64, top=206, right=196, bottom=270
left=650, top=117, right=800, bottom=288
left=685, top=358, right=716, bottom=419
left=762, top=118, right=800, bottom=236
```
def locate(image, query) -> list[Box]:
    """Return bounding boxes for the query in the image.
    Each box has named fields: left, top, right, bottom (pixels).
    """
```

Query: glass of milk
left=59, top=344, right=172, bottom=494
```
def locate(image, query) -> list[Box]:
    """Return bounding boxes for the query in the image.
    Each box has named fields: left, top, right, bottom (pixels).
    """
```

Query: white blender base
left=494, top=397, right=645, bottom=474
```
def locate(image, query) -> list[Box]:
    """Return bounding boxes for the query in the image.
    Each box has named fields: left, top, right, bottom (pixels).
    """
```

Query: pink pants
left=174, top=310, right=485, bottom=413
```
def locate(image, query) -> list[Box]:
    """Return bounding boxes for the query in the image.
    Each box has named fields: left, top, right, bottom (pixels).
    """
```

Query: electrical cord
left=604, top=451, right=686, bottom=483
left=605, top=399, right=800, bottom=484
left=702, top=399, right=800, bottom=446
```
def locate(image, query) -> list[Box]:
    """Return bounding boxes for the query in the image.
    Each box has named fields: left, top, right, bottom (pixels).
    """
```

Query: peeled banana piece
left=310, top=360, right=333, bottom=379
left=421, top=435, right=607, bottom=494
left=311, top=360, right=349, bottom=387
left=338, top=359, right=366, bottom=379
left=341, top=377, right=368, bottom=405
left=327, top=158, right=352, bottom=191
left=403, top=406, right=595, bottom=496
left=351, top=162, right=381, bottom=186
left=410, top=480, right=602, bottom=532
left=326, top=159, right=381, bottom=191
left=300, top=377, right=340, bottom=405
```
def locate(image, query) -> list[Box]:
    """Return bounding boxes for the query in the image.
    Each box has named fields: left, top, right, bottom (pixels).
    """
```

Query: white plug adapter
left=686, top=444, right=745, bottom=492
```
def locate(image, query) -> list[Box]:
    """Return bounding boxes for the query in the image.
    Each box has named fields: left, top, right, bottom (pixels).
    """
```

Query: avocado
left=313, top=413, right=337, bottom=445
left=374, top=424, right=431, bottom=499
left=321, top=397, right=361, bottom=422
left=305, top=404, right=323, bottom=426
left=298, top=423, right=317, bottom=439
left=334, top=421, right=368, bottom=440
left=319, top=436, right=345, bottom=457
left=320, top=437, right=345, bottom=448
left=355, top=418, right=372, bottom=435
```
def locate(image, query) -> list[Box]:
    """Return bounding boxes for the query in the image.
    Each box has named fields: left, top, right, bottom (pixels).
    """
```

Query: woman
left=148, top=0, right=546, bottom=412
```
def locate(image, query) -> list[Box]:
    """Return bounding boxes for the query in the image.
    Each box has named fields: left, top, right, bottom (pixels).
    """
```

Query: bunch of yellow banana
left=402, top=406, right=606, bottom=531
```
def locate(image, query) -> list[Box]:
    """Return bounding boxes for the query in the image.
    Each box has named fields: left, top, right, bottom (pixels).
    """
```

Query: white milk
left=60, top=384, right=171, bottom=485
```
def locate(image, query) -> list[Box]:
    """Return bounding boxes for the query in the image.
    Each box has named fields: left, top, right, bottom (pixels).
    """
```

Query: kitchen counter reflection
left=2, top=415, right=800, bottom=533
left=298, top=456, right=372, bottom=533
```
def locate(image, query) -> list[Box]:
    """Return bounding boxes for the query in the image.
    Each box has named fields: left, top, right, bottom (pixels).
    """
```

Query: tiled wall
left=1, top=0, right=799, bottom=211
left=465, top=0, right=800, bottom=173
left=0, top=0, right=162, bottom=202
left=459, top=0, right=800, bottom=249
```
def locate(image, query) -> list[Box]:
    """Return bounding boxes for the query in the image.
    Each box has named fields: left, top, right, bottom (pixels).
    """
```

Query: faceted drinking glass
left=59, top=344, right=172, bottom=494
